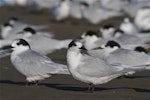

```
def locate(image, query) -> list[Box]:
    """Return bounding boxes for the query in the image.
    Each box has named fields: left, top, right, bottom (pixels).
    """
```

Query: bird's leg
left=34, top=81, right=39, bottom=86
left=91, top=84, right=95, bottom=93
left=88, top=83, right=95, bottom=93
left=88, top=83, right=92, bottom=92
left=118, top=75, right=128, bottom=79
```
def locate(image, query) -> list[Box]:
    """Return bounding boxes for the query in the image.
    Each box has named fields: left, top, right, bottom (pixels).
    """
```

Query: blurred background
left=0, top=0, right=150, bottom=100
left=0, top=0, right=150, bottom=24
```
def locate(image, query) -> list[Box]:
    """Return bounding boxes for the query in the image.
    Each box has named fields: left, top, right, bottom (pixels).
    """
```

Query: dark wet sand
left=0, top=6, right=150, bottom=100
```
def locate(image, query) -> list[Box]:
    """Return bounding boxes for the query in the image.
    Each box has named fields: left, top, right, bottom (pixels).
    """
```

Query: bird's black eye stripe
left=15, top=39, right=31, bottom=48
left=80, top=1, right=89, bottom=7
left=19, top=39, right=30, bottom=46
left=102, top=25, right=114, bottom=29
left=68, top=40, right=77, bottom=47
left=114, top=29, right=124, bottom=34
left=23, top=27, right=36, bottom=34
left=85, top=31, right=100, bottom=37
left=17, top=42, right=20, bottom=45
left=134, top=46, right=148, bottom=53
left=106, top=40, right=121, bottom=48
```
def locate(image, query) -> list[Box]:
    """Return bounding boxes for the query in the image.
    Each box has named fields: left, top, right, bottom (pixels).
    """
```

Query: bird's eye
left=17, top=43, right=20, bottom=45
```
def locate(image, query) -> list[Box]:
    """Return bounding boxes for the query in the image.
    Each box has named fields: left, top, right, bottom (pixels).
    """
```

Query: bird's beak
left=0, top=46, right=13, bottom=58
left=80, top=46, right=87, bottom=51
left=2, top=45, right=13, bottom=50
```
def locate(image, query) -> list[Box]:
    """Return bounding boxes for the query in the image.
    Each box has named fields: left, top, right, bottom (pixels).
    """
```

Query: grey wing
left=95, top=38, right=109, bottom=47
left=47, top=62, right=70, bottom=75
left=16, top=50, right=69, bottom=76
left=27, top=36, right=60, bottom=55
left=107, top=49, right=150, bottom=66
left=77, top=55, right=114, bottom=78
left=116, top=34, right=143, bottom=44
left=88, top=49, right=105, bottom=58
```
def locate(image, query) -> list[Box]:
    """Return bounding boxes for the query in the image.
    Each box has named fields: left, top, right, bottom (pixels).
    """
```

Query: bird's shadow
left=0, top=80, right=150, bottom=93
left=117, top=75, right=150, bottom=79
left=45, top=83, right=150, bottom=93
left=0, top=80, right=25, bottom=85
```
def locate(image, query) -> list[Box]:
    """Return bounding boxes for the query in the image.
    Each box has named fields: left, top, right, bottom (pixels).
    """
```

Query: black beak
left=0, top=46, right=13, bottom=57
left=9, top=45, right=13, bottom=49
left=1, top=45, right=13, bottom=50
left=80, top=46, right=87, bottom=51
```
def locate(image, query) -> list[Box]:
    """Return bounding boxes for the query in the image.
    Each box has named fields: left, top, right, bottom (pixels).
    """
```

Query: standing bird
left=10, top=39, right=70, bottom=86
left=66, top=40, right=146, bottom=92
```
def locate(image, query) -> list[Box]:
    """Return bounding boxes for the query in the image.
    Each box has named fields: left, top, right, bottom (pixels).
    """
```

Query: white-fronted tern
left=66, top=39, right=147, bottom=92
left=95, top=40, right=150, bottom=75
left=10, top=39, right=70, bottom=85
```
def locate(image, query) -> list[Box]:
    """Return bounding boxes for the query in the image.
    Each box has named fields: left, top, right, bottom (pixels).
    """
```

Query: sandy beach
left=0, top=6, right=150, bottom=100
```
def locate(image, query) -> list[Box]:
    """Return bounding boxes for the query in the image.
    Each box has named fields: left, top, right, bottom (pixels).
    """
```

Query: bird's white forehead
left=81, top=32, right=86, bottom=38
left=11, top=40, right=19, bottom=47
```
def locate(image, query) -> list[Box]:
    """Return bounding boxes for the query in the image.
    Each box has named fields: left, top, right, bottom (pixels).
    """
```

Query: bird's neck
left=84, top=38, right=99, bottom=50
left=12, top=47, right=29, bottom=55
left=67, top=50, right=82, bottom=70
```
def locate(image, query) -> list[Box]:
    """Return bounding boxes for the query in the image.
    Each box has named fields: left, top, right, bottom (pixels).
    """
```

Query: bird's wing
left=14, top=50, right=70, bottom=77
left=107, top=49, right=150, bottom=66
left=77, top=55, right=114, bottom=78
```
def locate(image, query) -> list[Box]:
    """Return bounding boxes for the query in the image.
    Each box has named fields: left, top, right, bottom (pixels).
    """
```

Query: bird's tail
left=113, top=63, right=149, bottom=74
left=145, top=64, right=150, bottom=70
left=48, top=63, right=70, bottom=75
